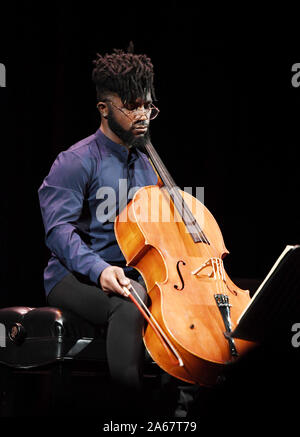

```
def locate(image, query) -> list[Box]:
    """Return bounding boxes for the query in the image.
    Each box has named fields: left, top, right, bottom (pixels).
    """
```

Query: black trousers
left=47, top=272, right=148, bottom=394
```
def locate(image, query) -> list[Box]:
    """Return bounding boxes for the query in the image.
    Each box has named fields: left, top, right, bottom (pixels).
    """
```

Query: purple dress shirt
left=38, top=129, right=157, bottom=296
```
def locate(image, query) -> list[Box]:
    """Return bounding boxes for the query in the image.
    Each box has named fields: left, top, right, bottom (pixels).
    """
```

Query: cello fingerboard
left=184, top=222, right=210, bottom=244
left=171, top=194, right=210, bottom=244
left=144, top=140, right=210, bottom=245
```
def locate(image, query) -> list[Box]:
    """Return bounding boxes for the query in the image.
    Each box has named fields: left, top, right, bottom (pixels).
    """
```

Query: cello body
left=115, top=184, right=254, bottom=386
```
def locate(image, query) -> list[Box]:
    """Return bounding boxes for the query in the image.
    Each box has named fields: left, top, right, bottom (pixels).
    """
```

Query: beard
left=106, top=110, right=150, bottom=152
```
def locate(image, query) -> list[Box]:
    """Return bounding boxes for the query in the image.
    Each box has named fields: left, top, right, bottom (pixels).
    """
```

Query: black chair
left=0, top=306, right=110, bottom=415
left=0, top=306, right=163, bottom=417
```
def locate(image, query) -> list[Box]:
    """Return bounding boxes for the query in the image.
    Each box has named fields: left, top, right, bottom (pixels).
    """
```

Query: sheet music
left=237, top=245, right=296, bottom=323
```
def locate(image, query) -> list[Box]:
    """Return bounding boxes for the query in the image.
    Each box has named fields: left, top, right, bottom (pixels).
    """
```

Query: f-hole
left=174, top=260, right=186, bottom=291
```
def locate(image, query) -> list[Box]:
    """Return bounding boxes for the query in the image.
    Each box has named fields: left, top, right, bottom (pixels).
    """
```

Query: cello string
left=150, top=150, right=231, bottom=344
left=146, top=142, right=219, bottom=257
left=145, top=142, right=224, bottom=301
left=218, top=258, right=227, bottom=296
left=145, top=142, right=209, bottom=243
left=145, top=142, right=226, bottom=296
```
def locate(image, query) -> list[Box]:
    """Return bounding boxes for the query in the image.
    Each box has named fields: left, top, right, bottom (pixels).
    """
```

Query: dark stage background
left=0, top=2, right=300, bottom=429
left=1, top=4, right=299, bottom=307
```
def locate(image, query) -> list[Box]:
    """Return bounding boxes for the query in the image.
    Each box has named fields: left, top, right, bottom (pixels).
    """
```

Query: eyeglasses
left=98, top=99, right=160, bottom=121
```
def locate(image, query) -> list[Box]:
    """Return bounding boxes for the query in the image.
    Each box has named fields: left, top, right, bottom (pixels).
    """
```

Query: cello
left=114, top=141, right=255, bottom=386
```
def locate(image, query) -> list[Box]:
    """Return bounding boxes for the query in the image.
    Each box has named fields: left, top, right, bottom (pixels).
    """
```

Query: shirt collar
left=95, top=128, right=139, bottom=163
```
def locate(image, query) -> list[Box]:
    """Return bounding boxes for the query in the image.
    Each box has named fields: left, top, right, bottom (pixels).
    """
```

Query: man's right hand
left=99, top=266, right=131, bottom=296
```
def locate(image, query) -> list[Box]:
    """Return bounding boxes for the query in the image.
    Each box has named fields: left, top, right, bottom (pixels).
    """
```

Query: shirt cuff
left=89, top=260, right=111, bottom=285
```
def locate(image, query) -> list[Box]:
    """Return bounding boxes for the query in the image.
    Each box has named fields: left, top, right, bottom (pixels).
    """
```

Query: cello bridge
left=192, top=257, right=224, bottom=280
left=192, top=258, right=237, bottom=295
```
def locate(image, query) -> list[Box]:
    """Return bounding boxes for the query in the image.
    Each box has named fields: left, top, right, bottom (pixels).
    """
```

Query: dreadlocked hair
left=92, top=42, right=156, bottom=104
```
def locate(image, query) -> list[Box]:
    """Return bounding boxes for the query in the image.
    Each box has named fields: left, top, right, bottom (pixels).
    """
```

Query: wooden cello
left=114, top=141, right=255, bottom=386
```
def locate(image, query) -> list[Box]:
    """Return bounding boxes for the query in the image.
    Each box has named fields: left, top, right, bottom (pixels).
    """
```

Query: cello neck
left=144, top=141, right=210, bottom=245
left=144, top=141, right=176, bottom=190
